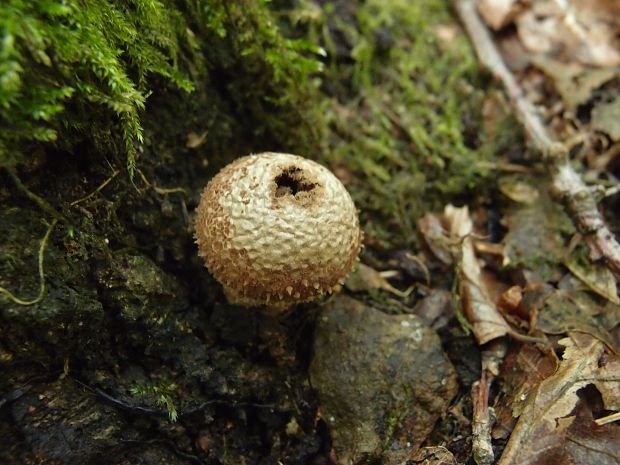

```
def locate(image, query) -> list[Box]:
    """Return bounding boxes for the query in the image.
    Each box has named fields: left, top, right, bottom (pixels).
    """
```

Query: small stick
left=136, top=168, right=186, bottom=196
left=70, top=169, right=120, bottom=206
left=471, top=372, right=494, bottom=465
left=594, top=410, right=620, bottom=426
left=6, top=168, right=65, bottom=223
left=453, top=0, right=620, bottom=280
left=471, top=340, right=506, bottom=465
left=0, top=219, right=58, bottom=306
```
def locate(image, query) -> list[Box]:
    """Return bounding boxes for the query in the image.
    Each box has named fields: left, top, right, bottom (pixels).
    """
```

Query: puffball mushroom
left=195, top=152, right=362, bottom=310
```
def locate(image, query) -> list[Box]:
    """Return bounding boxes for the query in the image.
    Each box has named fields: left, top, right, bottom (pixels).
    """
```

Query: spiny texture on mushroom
left=195, top=152, right=363, bottom=308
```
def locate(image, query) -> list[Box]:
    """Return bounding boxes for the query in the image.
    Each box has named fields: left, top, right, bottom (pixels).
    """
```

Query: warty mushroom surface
left=195, top=152, right=363, bottom=309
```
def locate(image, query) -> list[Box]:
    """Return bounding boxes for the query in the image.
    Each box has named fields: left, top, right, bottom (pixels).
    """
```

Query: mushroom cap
left=195, top=152, right=362, bottom=309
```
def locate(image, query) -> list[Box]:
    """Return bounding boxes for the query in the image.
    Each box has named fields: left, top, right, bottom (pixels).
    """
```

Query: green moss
left=130, top=382, right=179, bottom=422
left=0, top=0, right=324, bottom=175
left=0, top=0, right=193, bottom=173
left=182, top=0, right=325, bottom=153
left=291, top=0, right=514, bottom=249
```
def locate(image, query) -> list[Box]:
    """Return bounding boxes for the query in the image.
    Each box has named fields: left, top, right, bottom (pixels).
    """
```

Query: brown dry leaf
left=553, top=273, right=620, bottom=339
left=419, top=212, right=453, bottom=266
left=411, top=446, right=457, bottom=465
left=492, top=343, right=558, bottom=440
left=497, top=333, right=620, bottom=465
left=531, top=56, right=617, bottom=110
left=477, top=0, right=523, bottom=30
left=413, top=289, right=453, bottom=328
left=444, top=205, right=512, bottom=344
left=532, top=288, right=618, bottom=353
left=564, top=245, right=620, bottom=305
left=515, top=0, right=620, bottom=67
left=497, top=285, right=525, bottom=319
left=502, top=185, right=573, bottom=280
left=498, top=175, right=539, bottom=204
left=562, top=409, right=620, bottom=465
left=592, top=95, right=620, bottom=141
left=497, top=31, right=532, bottom=72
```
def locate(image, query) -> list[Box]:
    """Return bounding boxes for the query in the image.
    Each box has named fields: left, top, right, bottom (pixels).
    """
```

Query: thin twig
left=454, top=0, right=620, bottom=280
left=136, top=168, right=186, bottom=196
left=6, top=168, right=66, bottom=223
left=70, top=169, right=120, bottom=206
left=475, top=160, right=543, bottom=174
left=594, top=410, right=620, bottom=426
left=94, top=387, right=279, bottom=418
left=471, top=340, right=506, bottom=465
left=0, top=219, right=58, bottom=306
left=471, top=373, right=494, bottom=465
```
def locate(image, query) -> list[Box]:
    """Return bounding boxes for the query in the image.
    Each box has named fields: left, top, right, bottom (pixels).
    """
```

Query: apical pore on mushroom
left=195, top=152, right=363, bottom=310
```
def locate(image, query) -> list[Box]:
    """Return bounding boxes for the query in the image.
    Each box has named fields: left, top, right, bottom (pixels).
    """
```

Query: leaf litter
left=421, top=205, right=512, bottom=345
left=420, top=164, right=620, bottom=462
left=416, top=1, right=620, bottom=460
left=497, top=333, right=620, bottom=465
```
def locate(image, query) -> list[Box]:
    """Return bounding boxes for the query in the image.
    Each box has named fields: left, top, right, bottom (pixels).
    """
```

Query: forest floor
left=1, top=1, right=619, bottom=464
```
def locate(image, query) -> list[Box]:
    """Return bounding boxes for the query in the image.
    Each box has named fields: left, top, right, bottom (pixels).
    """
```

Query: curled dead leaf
left=345, top=263, right=413, bottom=298
left=592, top=96, right=620, bottom=142
left=498, top=176, right=539, bottom=204
left=444, top=205, right=512, bottom=344
left=419, top=212, right=454, bottom=266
